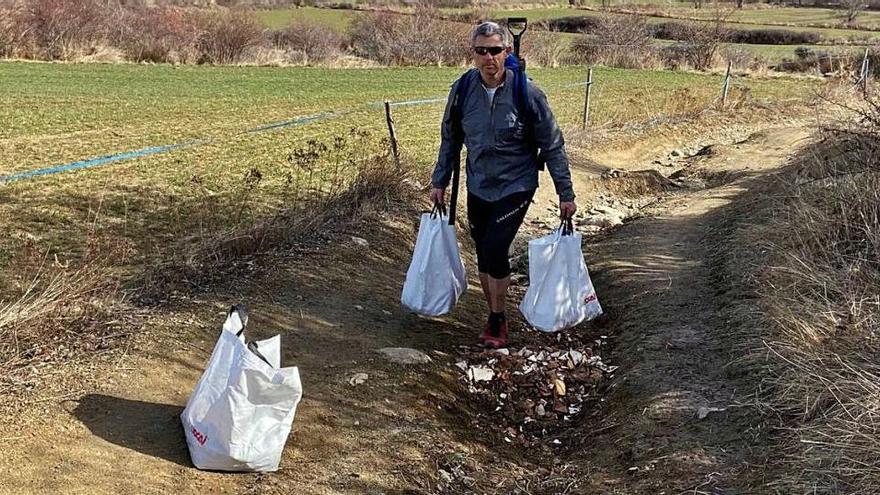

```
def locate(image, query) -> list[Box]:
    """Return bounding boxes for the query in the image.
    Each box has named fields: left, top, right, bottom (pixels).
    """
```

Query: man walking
left=430, top=21, right=577, bottom=348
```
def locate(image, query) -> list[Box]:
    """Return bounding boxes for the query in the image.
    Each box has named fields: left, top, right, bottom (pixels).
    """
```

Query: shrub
left=777, top=47, right=840, bottom=74
left=17, top=0, right=107, bottom=60
left=0, top=2, right=26, bottom=58
left=194, top=9, right=265, bottom=65
left=727, top=28, right=821, bottom=45
left=663, top=20, right=728, bottom=70
left=109, top=7, right=201, bottom=64
left=522, top=29, right=570, bottom=68
left=272, top=20, right=342, bottom=64
left=570, top=15, right=657, bottom=70
left=348, top=7, right=468, bottom=66
left=721, top=46, right=767, bottom=72
left=539, top=15, right=600, bottom=34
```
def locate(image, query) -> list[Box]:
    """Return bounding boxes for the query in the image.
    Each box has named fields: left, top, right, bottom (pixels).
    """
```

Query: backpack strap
left=448, top=69, right=477, bottom=226
left=506, top=60, right=545, bottom=171
left=450, top=68, right=478, bottom=139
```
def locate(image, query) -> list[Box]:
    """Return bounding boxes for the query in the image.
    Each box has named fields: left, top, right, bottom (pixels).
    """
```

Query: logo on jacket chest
left=506, top=113, right=526, bottom=140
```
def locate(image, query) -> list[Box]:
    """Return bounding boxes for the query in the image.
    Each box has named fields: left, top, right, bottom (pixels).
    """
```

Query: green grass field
left=0, top=62, right=815, bottom=177
left=254, top=6, right=358, bottom=30
left=0, top=61, right=818, bottom=281
left=636, top=5, right=880, bottom=30
left=445, top=2, right=880, bottom=29
left=442, top=5, right=880, bottom=43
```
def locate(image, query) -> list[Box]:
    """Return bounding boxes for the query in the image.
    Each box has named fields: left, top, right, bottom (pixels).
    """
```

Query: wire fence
left=1, top=61, right=863, bottom=184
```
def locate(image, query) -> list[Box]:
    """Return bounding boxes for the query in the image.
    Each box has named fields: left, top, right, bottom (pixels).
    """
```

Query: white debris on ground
left=454, top=342, right=617, bottom=446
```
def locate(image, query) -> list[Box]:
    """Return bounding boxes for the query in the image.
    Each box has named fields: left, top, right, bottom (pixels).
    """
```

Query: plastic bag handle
left=247, top=341, right=273, bottom=367
left=431, top=202, right=447, bottom=219
left=559, top=218, right=574, bottom=236
left=228, top=304, right=249, bottom=337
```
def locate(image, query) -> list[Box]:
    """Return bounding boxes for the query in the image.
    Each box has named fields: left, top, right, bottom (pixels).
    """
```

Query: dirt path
left=0, top=121, right=815, bottom=494
left=574, top=125, right=814, bottom=493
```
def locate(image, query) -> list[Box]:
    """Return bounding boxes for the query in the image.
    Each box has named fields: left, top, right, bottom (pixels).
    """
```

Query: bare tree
left=672, top=9, right=732, bottom=70
left=840, top=0, right=865, bottom=24
left=524, top=28, right=569, bottom=68
left=574, top=14, right=656, bottom=69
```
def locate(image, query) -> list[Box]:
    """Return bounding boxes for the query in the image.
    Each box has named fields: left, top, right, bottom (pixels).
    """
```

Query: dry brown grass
left=139, top=129, right=415, bottom=302
left=0, top=252, right=130, bottom=398
left=730, top=93, right=880, bottom=492
left=0, top=126, right=412, bottom=404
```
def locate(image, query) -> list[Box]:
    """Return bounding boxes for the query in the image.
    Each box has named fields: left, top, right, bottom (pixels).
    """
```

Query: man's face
left=472, top=34, right=510, bottom=80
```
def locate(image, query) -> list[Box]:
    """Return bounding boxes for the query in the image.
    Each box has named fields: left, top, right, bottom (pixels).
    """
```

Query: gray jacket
left=431, top=69, right=575, bottom=203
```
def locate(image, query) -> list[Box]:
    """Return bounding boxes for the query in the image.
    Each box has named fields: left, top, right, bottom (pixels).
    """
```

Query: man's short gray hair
left=470, top=21, right=511, bottom=48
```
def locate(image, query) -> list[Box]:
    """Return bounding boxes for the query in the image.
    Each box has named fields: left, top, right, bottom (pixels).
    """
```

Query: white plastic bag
left=401, top=209, right=468, bottom=316
left=181, top=305, right=303, bottom=472
left=519, top=221, right=603, bottom=332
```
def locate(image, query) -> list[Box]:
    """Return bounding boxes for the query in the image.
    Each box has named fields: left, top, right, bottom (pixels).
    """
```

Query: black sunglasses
left=472, top=46, right=505, bottom=56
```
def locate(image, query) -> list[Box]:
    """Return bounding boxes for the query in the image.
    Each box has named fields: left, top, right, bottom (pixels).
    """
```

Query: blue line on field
left=0, top=139, right=206, bottom=184
left=246, top=113, right=331, bottom=133
left=375, top=97, right=448, bottom=108
left=4, top=79, right=585, bottom=184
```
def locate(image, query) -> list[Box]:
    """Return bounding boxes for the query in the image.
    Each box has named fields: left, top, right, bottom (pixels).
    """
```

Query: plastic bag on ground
left=519, top=221, right=603, bottom=332
left=181, top=305, right=302, bottom=472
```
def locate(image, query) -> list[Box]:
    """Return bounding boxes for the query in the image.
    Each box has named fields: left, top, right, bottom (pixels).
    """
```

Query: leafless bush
left=653, top=20, right=820, bottom=45
left=721, top=46, right=767, bottom=72
left=347, top=11, right=397, bottom=64
left=658, top=43, right=693, bottom=70
left=109, top=6, right=201, bottom=64
left=571, top=15, right=658, bottom=69
left=777, top=46, right=849, bottom=75
left=194, top=9, right=265, bottom=65
left=1, top=2, right=271, bottom=64
left=522, top=29, right=570, bottom=68
left=272, top=19, right=342, bottom=64
left=0, top=1, right=26, bottom=58
left=348, top=7, right=469, bottom=66
left=661, top=19, right=729, bottom=70
left=840, top=0, right=867, bottom=24
left=15, top=0, right=107, bottom=60
left=536, top=15, right=599, bottom=34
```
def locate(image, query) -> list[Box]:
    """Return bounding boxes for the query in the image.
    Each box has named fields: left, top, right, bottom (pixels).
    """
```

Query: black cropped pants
left=467, top=189, right=535, bottom=279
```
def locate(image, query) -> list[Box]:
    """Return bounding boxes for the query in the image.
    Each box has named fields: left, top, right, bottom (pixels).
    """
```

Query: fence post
left=720, top=61, right=732, bottom=110
left=861, top=48, right=870, bottom=97
left=582, top=67, right=593, bottom=130
left=384, top=100, right=401, bottom=169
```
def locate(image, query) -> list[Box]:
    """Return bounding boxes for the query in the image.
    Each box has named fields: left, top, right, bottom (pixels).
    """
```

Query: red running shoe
left=482, top=320, right=509, bottom=349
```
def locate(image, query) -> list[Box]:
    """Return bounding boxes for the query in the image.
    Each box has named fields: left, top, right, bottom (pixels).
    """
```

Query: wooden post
left=721, top=61, right=732, bottom=110
left=582, top=67, right=593, bottom=130
left=861, top=48, right=870, bottom=97
left=384, top=100, right=401, bottom=168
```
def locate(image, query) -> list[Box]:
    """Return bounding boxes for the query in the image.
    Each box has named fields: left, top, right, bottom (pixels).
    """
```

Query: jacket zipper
left=490, top=86, right=498, bottom=146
